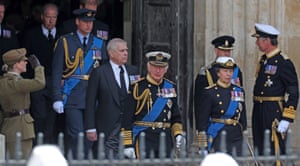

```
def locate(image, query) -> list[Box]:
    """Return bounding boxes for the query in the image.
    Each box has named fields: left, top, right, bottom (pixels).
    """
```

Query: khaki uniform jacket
left=0, top=66, right=45, bottom=142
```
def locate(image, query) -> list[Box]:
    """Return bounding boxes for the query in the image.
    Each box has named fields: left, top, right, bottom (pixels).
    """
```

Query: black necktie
left=83, top=37, right=87, bottom=50
left=119, top=66, right=127, bottom=94
left=48, top=30, right=54, bottom=42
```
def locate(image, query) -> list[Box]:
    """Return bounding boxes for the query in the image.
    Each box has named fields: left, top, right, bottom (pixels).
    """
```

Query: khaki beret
left=2, top=48, right=27, bottom=65
left=145, top=51, right=171, bottom=67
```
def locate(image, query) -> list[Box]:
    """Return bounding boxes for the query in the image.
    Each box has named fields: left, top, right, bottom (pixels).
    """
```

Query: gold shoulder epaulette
left=205, top=83, right=216, bottom=89
left=135, top=77, right=145, bottom=83
left=164, top=78, right=176, bottom=85
left=280, top=53, right=289, bottom=60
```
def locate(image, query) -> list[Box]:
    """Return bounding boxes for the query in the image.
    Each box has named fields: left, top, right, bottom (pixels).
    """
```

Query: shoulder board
left=135, top=77, right=145, bottom=83
left=199, top=66, right=206, bottom=75
left=205, top=83, right=216, bottom=89
left=164, top=78, right=176, bottom=85
left=280, top=53, right=289, bottom=60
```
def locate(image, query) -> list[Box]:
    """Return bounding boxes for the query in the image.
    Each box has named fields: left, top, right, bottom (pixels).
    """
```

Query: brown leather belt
left=211, top=118, right=238, bottom=125
left=134, top=121, right=171, bottom=129
left=4, top=109, right=30, bottom=118
left=253, top=96, right=284, bottom=103
left=69, top=74, right=89, bottom=80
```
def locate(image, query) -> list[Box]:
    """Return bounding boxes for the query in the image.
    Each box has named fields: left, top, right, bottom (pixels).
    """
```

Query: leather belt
left=69, top=74, right=89, bottom=80
left=211, top=118, right=238, bottom=125
left=134, top=121, right=171, bottom=129
left=253, top=96, right=284, bottom=103
left=4, top=109, right=30, bottom=118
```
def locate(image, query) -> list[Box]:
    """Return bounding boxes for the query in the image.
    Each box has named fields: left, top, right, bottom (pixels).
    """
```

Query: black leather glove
left=27, top=54, right=41, bottom=68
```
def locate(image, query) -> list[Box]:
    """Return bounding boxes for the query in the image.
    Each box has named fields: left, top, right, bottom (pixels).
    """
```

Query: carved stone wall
left=194, top=0, right=300, bottom=149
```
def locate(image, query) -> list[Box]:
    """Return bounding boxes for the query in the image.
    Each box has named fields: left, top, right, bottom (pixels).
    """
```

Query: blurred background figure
left=22, top=3, right=63, bottom=146
left=0, top=0, right=19, bottom=76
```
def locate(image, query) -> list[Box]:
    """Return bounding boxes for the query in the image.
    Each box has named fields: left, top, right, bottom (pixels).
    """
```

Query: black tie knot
left=48, top=29, right=54, bottom=41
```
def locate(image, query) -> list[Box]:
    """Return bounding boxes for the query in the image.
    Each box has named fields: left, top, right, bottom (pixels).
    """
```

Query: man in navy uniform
left=52, top=8, right=108, bottom=158
left=251, top=23, right=299, bottom=158
left=193, top=35, right=243, bottom=127
left=121, top=51, right=185, bottom=158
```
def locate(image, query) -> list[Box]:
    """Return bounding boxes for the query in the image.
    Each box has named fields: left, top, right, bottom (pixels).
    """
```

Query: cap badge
left=156, top=53, right=164, bottom=61
left=225, top=60, right=234, bottom=67
left=225, top=40, right=229, bottom=46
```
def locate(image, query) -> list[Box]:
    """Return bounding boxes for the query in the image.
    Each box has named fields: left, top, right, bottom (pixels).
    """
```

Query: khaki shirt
left=0, top=66, right=45, bottom=141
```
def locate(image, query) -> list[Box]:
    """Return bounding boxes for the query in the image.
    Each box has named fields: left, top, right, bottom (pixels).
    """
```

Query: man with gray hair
left=85, top=38, right=139, bottom=158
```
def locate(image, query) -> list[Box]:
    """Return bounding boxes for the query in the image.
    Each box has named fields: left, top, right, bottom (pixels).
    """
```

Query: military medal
left=167, top=99, right=173, bottom=109
left=167, top=110, right=172, bottom=120
left=3, top=29, right=11, bottom=38
left=129, top=75, right=141, bottom=84
left=265, top=79, right=273, bottom=87
left=92, top=48, right=102, bottom=68
left=231, top=90, right=244, bottom=101
left=161, top=88, right=177, bottom=98
left=264, top=65, right=277, bottom=75
left=97, top=30, right=108, bottom=40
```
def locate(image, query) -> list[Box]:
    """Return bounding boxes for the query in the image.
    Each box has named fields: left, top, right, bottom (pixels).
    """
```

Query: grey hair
left=42, top=3, right=58, bottom=15
left=107, top=38, right=127, bottom=52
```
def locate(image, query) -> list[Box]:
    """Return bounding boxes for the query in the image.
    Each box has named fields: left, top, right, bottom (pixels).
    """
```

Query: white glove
left=175, top=135, right=186, bottom=149
left=198, top=149, right=208, bottom=156
left=53, top=101, right=64, bottom=114
left=277, top=120, right=290, bottom=133
left=124, top=147, right=136, bottom=159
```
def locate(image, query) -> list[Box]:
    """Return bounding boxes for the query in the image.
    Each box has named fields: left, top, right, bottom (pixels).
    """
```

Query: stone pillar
left=0, top=134, right=5, bottom=160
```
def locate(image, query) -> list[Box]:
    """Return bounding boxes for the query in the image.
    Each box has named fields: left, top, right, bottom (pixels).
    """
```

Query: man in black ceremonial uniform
left=121, top=51, right=185, bottom=159
left=193, top=35, right=243, bottom=127
left=251, top=23, right=299, bottom=159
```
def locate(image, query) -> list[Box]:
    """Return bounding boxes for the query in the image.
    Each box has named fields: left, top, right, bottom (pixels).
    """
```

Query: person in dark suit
left=52, top=8, right=108, bottom=158
left=120, top=51, right=185, bottom=159
left=196, top=56, right=247, bottom=156
left=192, top=35, right=243, bottom=127
left=60, top=0, right=109, bottom=42
left=22, top=3, right=63, bottom=145
left=251, top=23, right=299, bottom=157
left=85, top=38, right=140, bottom=158
left=0, top=1, right=19, bottom=76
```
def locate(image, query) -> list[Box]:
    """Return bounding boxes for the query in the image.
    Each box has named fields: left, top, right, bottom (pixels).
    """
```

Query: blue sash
left=62, top=37, right=103, bottom=105
left=133, top=80, right=172, bottom=139
left=231, top=67, right=239, bottom=84
left=206, top=86, right=241, bottom=150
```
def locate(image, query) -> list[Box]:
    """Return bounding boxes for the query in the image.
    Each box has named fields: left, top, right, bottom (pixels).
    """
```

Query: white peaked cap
left=200, top=153, right=239, bottom=166
left=255, top=23, right=280, bottom=35
left=27, top=145, right=68, bottom=166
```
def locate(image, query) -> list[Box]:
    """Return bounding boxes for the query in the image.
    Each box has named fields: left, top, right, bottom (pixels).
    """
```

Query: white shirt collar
left=41, top=25, right=56, bottom=37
